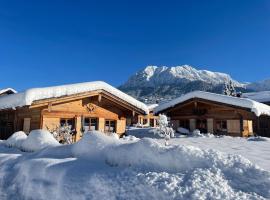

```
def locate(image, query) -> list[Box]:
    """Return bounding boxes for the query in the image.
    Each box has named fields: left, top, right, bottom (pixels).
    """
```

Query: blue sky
left=0, top=0, right=270, bottom=91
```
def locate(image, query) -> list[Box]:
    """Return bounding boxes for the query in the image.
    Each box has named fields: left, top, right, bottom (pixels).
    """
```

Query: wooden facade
left=0, top=90, right=146, bottom=141
left=156, top=97, right=270, bottom=137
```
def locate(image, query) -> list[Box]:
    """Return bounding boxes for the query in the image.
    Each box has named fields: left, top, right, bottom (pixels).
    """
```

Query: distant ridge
left=119, top=65, right=252, bottom=103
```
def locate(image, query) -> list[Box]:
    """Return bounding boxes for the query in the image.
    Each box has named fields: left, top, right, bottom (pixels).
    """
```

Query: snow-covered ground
left=0, top=129, right=269, bottom=200
left=129, top=128, right=270, bottom=171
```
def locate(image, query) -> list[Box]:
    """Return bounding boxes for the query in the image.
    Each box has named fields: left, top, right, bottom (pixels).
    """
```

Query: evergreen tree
left=228, top=80, right=236, bottom=96
left=223, top=82, right=230, bottom=95
left=223, top=81, right=237, bottom=97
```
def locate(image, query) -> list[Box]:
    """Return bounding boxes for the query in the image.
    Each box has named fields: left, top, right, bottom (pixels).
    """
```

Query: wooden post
left=99, top=118, right=105, bottom=132
left=98, top=94, right=102, bottom=102
left=48, top=102, right=52, bottom=112
left=75, top=116, right=82, bottom=142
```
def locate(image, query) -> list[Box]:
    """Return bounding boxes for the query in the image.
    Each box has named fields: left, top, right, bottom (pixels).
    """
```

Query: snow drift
left=5, top=131, right=27, bottom=149
left=0, top=131, right=269, bottom=199
left=21, top=129, right=60, bottom=152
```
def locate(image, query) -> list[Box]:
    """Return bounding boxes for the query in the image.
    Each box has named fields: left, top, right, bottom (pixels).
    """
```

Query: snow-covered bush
left=192, top=129, right=202, bottom=136
left=5, top=131, right=27, bottom=149
left=110, top=132, right=120, bottom=140
left=21, top=129, right=60, bottom=152
left=47, top=124, right=74, bottom=144
left=156, top=114, right=175, bottom=145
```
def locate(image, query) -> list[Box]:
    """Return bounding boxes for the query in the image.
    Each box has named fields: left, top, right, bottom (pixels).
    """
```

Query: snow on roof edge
left=154, top=91, right=270, bottom=117
left=0, top=81, right=149, bottom=114
left=0, top=88, right=17, bottom=94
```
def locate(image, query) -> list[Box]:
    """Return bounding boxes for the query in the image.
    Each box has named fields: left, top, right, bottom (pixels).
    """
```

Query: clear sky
left=1, top=0, right=270, bottom=91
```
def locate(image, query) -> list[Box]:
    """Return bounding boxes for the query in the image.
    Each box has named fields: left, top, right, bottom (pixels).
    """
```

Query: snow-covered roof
left=147, top=104, right=159, bottom=112
left=0, top=88, right=17, bottom=95
left=154, top=91, right=270, bottom=117
left=243, top=91, right=270, bottom=103
left=0, top=81, right=148, bottom=114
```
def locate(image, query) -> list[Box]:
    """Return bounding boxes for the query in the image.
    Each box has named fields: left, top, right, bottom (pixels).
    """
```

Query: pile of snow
left=5, top=131, right=27, bottom=149
left=64, top=133, right=270, bottom=198
left=71, top=131, right=119, bottom=159
left=177, top=127, right=190, bottom=134
left=21, top=129, right=60, bottom=152
left=0, top=81, right=149, bottom=114
left=0, top=131, right=270, bottom=199
left=154, top=91, right=270, bottom=117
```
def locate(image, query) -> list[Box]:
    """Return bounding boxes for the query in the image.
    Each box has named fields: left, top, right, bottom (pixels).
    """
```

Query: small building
left=154, top=91, right=270, bottom=137
left=243, top=91, right=270, bottom=106
left=0, top=88, right=17, bottom=97
left=0, top=81, right=148, bottom=140
left=137, top=104, right=159, bottom=127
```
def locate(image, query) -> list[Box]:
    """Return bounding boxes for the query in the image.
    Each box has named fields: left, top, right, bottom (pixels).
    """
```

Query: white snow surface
left=20, top=129, right=60, bottom=152
left=0, top=130, right=270, bottom=199
left=154, top=91, right=270, bottom=116
left=0, top=81, right=148, bottom=114
left=147, top=103, right=159, bottom=111
left=5, top=131, right=27, bottom=149
left=243, top=91, right=270, bottom=103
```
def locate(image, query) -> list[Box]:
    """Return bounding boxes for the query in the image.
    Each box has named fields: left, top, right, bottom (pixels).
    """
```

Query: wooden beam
left=98, top=94, right=102, bottom=102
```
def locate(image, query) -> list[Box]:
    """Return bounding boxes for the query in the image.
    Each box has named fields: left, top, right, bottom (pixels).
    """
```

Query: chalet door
left=0, top=113, right=14, bottom=139
left=196, top=119, right=207, bottom=133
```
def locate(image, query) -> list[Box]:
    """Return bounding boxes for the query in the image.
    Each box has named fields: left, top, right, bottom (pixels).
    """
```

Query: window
left=60, top=118, right=75, bottom=129
left=216, top=120, right=227, bottom=133
left=196, top=119, right=207, bottom=133
left=84, top=118, right=98, bottom=131
left=105, top=120, right=116, bottom=133
left=179, top=119, right=189, bottom=129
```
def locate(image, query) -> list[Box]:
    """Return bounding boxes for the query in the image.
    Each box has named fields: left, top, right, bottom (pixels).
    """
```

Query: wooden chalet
left=0, top=81, right=148, bottom=141
left=154, top=91, right=270, bottom=137
left=137, top=104, right=159, bottom=127
left=0, top=88, right=17, bottom=97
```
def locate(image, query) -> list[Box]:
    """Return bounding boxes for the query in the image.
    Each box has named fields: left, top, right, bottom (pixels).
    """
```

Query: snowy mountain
left=119, top=65, right=249, bottom=103
left=247, top=79, right=270, bottom=91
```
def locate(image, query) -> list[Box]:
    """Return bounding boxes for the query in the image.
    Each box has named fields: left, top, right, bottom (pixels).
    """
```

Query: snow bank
left=154, top=91, right=270, bottom=116
left=71, top=131, right=119, bottom=159
left=5, top=131, right=27, bottom=149
left=0, top=81, right=148, bottom=114
left=73, top=133, right=270, bottom=198
left=21, top=129, right=60, bottom=152
left=0, top=131, right=270, bottom=199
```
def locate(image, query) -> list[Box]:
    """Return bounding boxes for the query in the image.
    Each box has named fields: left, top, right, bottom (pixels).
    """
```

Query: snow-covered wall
left=0, top=81, right=149, bottom=114
left=154, top=91, right=270, bottom=117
